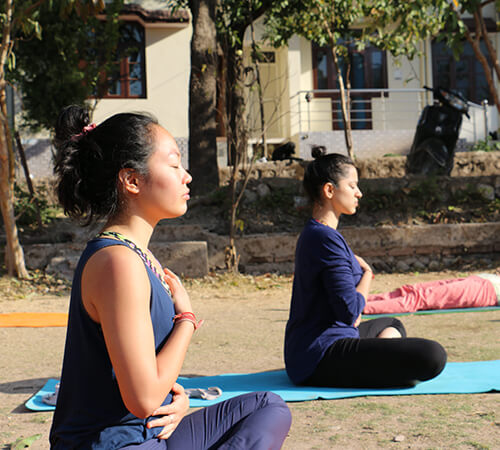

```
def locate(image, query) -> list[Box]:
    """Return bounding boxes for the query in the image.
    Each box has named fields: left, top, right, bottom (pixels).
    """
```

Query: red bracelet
left=173, top=312, right=204, bottom=330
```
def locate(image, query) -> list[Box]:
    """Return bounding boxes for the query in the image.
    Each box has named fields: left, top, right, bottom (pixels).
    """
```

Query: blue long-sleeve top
left=284, top=218, right=366, bottom=384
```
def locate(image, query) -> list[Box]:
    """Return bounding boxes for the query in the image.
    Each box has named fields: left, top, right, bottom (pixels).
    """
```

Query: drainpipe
left=419, top=41, right=425, bottom=109
left=6, top=85, right=14, bottom=131
left=298, top=93, right=302, bottom=134
left=305, top=92, right=311, bottom=132
left=482, top=99, right=489, bottom=140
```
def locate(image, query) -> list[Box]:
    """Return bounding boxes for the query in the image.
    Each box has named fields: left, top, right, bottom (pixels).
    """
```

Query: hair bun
left=53, top=105, right=91, bottom=149
left=311, top=145, right=327, bottom=159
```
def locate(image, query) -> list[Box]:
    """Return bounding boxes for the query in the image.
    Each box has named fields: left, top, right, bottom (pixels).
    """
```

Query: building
left=16, top=0, right=500, bottom=178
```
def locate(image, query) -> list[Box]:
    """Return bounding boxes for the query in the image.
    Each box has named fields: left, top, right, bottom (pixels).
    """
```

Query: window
left=432, top=40, right=493, bottom=104
left=103, top=22, right=146, bottom=98
left=312, top=42, right=387, bottom=130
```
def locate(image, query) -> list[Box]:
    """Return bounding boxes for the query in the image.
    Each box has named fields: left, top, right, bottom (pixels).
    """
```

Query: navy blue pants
left=122, top=391, right=291, bottom=449
left=305, top=317, right=447, bottom=388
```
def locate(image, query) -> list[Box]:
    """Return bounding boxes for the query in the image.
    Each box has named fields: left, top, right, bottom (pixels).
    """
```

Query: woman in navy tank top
left=49, top=105, right=291, bottom=449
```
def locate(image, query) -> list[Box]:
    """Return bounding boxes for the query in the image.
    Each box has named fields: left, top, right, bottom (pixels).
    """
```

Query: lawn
left=0, top=271, right=498, bottom=449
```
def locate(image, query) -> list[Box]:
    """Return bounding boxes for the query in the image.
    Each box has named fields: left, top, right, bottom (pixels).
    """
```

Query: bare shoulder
left=82, top=244, right=151, bottom=321
left=85, top=244, right=146, bottom=282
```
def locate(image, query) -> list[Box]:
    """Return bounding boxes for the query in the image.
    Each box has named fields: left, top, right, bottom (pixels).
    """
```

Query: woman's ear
left=321, top=182, right=335, bottom=200
left=118, top=168, right=141, bottom=195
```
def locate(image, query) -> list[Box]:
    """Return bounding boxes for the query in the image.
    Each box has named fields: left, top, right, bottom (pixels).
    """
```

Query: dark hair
left=53, top=105, right=158, bottom=225
left=303, top=148, right=356, bottom=203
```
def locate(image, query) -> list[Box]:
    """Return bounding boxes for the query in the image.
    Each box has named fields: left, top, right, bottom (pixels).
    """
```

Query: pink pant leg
left=415, top=276, right=497, bottom=310
left=365, top=285, right=419, bottom=314
left=364, top=276, right=497, bottom=314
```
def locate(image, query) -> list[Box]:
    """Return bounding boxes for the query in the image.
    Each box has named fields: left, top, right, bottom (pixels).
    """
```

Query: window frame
left=101, top=21, right=147, bottom=99
left=431, top=38, right=494, bottom=105
left=311, top=42, right=388, bottom=130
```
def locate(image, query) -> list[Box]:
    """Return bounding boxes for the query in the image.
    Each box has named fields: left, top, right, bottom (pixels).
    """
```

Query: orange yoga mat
left=0, top=312, right=68, bottom=327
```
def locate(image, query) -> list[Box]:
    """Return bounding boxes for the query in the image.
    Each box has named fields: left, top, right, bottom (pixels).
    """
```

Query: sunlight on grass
left=0, top=270, right=71, bottom=300
left=184, top=272, right=292, bottom=292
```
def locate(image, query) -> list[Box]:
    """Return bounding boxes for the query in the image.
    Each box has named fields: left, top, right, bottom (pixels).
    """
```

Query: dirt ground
left=1, top=270, right=499, bottom=449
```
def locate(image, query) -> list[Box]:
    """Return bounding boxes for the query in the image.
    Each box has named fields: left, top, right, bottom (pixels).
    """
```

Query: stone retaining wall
left=18, top=221, right=500, bottom=279
left=234, top=223, right=500, bottom=274
left=22, top=240, right=209, bottom=281
left=218, top=152, right=500, bottom=185
left=153, top=222, right=500, bottom=275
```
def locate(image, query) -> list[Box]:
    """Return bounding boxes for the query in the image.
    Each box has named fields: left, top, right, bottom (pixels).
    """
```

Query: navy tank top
left=50, top=238, right=176, bottom=449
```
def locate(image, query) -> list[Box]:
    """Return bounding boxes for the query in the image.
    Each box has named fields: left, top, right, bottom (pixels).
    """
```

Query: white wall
left=93, top=24, right=191, bottom=138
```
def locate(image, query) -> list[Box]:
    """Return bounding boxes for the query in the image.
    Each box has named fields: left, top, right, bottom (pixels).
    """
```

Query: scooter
left=406, top=86, right=469, bottom=176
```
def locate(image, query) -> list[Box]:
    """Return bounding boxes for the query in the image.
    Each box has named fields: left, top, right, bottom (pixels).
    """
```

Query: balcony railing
left=291, top=88, right=491, bottom=142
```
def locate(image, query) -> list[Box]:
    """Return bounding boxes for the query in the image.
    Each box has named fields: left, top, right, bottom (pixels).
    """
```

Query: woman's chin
left=163, top=206, right=188, bottom=220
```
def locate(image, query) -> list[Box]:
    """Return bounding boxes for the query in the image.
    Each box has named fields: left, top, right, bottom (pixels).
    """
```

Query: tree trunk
left=0, top=99, right=29, bottom=278
left=249, top=16, right=268, bottom=158
left=0, top=0, right=29, bottom=278
left=217, top=2, right=273, bottom=272
left=224, top=43, right=250, bottom=273
left=452, top=4, right=500, bottom=115
left=188, top=0, right=219, bottom=196
left=477, top=9, right=500, bottom=83
left=463, top=25, right=500, bottom=115
left=320, top=9, right=354, bottom=161
left=331, top=47, right=354, bottom=160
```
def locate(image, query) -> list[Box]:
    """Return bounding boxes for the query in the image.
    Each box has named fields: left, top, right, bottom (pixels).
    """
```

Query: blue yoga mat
left=25, top=378, right=59, bottom=411
left=181, top=360, right=500, bottom=407
left=25, top=360, right=500, bottom=411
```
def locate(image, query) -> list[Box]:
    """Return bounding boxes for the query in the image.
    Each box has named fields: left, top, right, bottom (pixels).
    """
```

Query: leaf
left=12, top=434, right=42, bottom=449
left=7, top=51, right=16, bottom=71
left=235, top=219, right=245, bottom=232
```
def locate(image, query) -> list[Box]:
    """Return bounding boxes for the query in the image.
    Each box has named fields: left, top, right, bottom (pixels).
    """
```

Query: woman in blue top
left=49, top=105, right=291, bottom=449
left=285, top=149, right=447, bottom=387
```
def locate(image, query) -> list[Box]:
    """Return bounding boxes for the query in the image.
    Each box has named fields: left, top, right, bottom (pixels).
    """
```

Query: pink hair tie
left=71, top=123, right=97, bottom=142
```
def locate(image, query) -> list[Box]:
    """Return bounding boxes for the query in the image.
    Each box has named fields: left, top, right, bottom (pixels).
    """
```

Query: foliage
left=264, top=1, right=447, bottom=61
left=0, top=268, right=71, bottom=299
left=252, top=184, right=298, bottom=212
left=0, top=1, right=109, bottom=70
left=215, top=0, right=272, bottom=48
left=10, top=434, right=41, bottom=450
left=7, top=0, right=124, bottom=131
left=0, top=0, right=112, bottom=278
left=471, top=136, right=500, bottom=152
left=436, top=0, right=497, bottom=58
left=354, top=177, right=498, bottom=226
left=262, top=0, right=449, bottom=159
left=13, top=183, right=60, bottom=229
left=435, top=0, right=500, bottom=113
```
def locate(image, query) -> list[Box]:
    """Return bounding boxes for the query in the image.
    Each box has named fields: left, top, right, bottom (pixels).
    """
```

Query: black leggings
left=305, top=317, right=447, bottom=388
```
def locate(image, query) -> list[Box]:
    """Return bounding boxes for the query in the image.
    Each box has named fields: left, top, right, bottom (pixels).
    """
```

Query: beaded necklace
left=314, top=218, right=334, bottom=229
left=96, top=231, right=172, bottom=296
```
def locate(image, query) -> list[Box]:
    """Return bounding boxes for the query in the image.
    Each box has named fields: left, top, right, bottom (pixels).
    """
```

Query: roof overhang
left=98, top=4, right=190, bottom=29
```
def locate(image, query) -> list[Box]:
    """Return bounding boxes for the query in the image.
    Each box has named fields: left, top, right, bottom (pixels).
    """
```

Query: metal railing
left=291, top=88, right=490, bottom=141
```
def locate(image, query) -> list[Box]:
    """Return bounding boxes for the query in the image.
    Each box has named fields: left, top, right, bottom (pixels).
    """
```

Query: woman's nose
left=184, top=169, right=193, bottom=184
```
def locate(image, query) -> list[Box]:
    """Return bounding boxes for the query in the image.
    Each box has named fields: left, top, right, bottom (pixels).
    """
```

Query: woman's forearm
left=125, top=322, right=194, bottom=418
left=356, top=270, right=373, bottom=299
